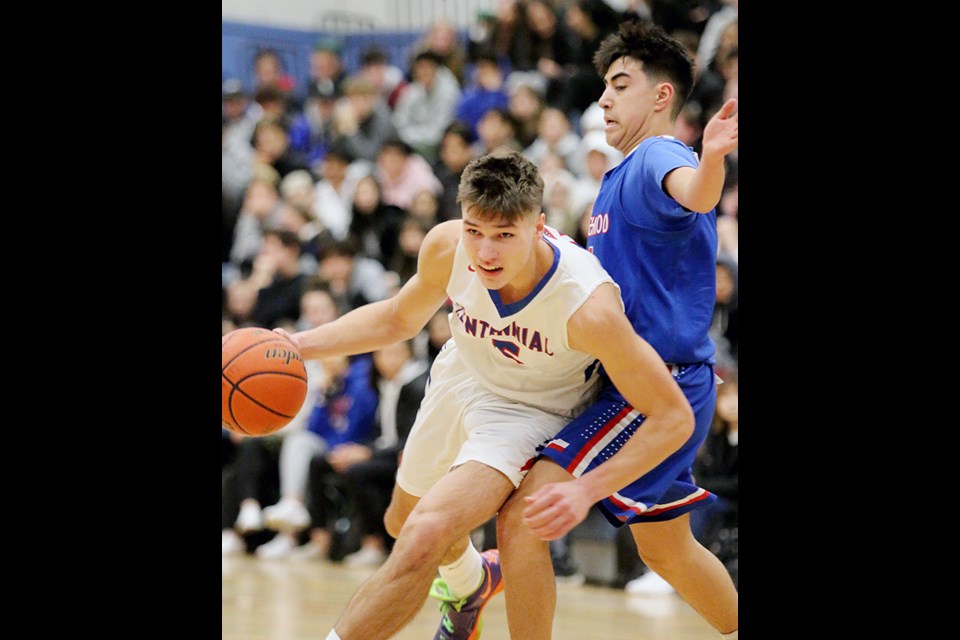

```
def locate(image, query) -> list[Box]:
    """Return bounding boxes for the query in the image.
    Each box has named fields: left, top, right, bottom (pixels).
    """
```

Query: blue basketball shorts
left=537, top=363, right=718, bottom=527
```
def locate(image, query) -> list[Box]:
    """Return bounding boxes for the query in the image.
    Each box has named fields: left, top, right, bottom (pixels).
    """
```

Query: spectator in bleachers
left=238, top=228, right=310, bottom=330
left=473, top=0, right=534, bottom=73
left=520, top=0, right=580, bottom=109
left=346, top=174, right=405, bottom=269
left=561, top=0, right=623, bottom=117
left=392, top=50, right=463, bottom=163
left=506, top=72, right=546, bottom=148
left=408, top=188, right=441, bottom=229
left=411, top=19, right=470, bottom=86
left=522, top=106, right=582, bottom=173
left=374, top=137, right=443, bottom=212
left=256, top=351, right=379, bottom=560
left=252, top=48, right=298, bottom=104
left=222, top=78, right=261, bottom=212
left=711, top=254, right=739, bottom=373
left=331, top=75, right=398, bottom=164
left=455, top=52, right=510, bottom=142
left=315, top=241, right=393, bottom=317
left=221, top=285, right=339, bottom=557
left=332, top=338, right=430, bottom=566
left=288, top=82, right=339, bottom=168
left=251, top=117, right=312, bottom=182
left=471, top=107, right=523, bottom=157
left=310, top=144, right=369, bottom=242
left=228, top=167, right=283, bottom=273
left=386, top=214, right=432, bottom=286
left=305, top=37, right=347, bottom=105
left=432, top=121, right=475, bottom=222
left=358, top=46, right=408, bottom=110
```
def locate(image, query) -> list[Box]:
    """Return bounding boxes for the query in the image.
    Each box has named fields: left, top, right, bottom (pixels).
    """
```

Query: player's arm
left=663, top=98, right=738, bottom=213
left=283, top=221, right=459, bottom=359
left=522, top=282, right=694, bottom=539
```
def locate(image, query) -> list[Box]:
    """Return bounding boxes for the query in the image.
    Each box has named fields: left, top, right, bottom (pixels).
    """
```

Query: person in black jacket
left=319, top=338, right=430, bottom=565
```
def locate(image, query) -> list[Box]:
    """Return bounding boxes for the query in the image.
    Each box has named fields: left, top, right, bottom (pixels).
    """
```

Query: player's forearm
left=674, top=153, right=726, bottom=213
left=294, top=298, right=420, bottom=359
left=576, top=409, right=693, bottom=505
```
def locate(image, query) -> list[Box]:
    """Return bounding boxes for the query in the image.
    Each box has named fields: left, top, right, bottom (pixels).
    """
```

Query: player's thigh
left=412, top=460, right=517, bottom=537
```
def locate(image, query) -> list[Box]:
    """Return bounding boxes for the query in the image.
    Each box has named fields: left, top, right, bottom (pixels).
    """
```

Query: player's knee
left=383, top=504, right=405, bottom=538
left=399, top=510, right=456, bottom=551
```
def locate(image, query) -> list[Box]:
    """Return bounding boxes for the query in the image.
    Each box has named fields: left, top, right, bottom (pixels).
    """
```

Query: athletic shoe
left=222, top=529, right=245, bottom=556
left=430, top=549, right=504, bottom=640
left=255, top=533, right=297, bottom=559
left=625, top=570, right=674, bottom=595
left=342, top=545, right=388, bottom=567
left=235, top=501, right=264, bottom=533
left=262, top=499, right=311, bottom=532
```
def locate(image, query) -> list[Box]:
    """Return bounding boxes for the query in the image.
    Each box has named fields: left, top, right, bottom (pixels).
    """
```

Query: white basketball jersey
left=445, top=225, right=621, bottom=418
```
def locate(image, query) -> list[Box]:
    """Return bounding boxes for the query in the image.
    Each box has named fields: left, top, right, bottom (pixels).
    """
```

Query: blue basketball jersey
left=587, top=136, right=718, bottom=365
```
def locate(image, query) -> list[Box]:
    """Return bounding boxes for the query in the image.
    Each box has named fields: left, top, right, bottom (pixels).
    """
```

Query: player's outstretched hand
left=701, top=98, right=738, bottom=159
left=272, top=327, right=300, bottom=350
left=522, top=482, right=593, bottom=541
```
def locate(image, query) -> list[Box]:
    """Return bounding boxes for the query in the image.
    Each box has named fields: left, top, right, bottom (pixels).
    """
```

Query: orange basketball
left=222, top=327, right=308, bottom=436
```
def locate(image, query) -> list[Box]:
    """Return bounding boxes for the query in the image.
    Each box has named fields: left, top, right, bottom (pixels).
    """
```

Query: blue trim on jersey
left=488, top=237, right=560, bottom=317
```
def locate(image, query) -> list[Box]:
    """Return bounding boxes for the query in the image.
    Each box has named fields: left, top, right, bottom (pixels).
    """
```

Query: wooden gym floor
left=221, top=554, right=720, bottom=639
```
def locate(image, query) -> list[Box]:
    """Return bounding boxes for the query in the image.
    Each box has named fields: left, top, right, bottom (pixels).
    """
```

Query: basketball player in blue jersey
left=273, top=151, right=694, bottom=640
left=494, top=20, right=740, bottom=640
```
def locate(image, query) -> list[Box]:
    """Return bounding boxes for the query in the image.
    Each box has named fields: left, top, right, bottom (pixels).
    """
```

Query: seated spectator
left=221, top=286, right=340, bottom=556
left=331, top=75, right=398, bottom=164
left=432, top=121, right=475, bottom=221
left=315, top=240, right=393, bottom=316
left=375, top=137, right=443, bottom=211
left=392, top=50, right=463, bottom=163
left=255, top=351, right=379, bottom=559
left=345, top=174, right=405, bottom=269
left=455, top=52, right=509, bottom=141
left=328, top=338, right=430, bottom=566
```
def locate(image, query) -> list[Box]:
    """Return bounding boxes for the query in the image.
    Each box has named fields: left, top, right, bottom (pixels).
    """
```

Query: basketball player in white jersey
left=274, top=151, right=693, bottom=640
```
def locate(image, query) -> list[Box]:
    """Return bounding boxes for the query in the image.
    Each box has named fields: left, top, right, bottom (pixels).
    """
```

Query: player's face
left=461, top=210, right=544, bottom=291
left=598, top=56, right=661, bottom=153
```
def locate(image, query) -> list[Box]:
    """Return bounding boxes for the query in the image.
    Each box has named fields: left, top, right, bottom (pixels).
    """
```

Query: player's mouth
left=476, top=264, right=503, bottom=276
left=604, top=117, right=618, bottom=131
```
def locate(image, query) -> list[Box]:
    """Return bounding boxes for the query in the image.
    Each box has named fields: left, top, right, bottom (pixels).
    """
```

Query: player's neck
left=499, top=238, right=553, bottom=305
left=623, top=121, right=676, bottom=156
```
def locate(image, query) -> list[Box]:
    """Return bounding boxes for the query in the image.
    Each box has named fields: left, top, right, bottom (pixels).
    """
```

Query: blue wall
left=222, top=20, right=436, bottom=99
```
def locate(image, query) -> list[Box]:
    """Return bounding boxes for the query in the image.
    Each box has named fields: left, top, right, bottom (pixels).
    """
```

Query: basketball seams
left=222, top=327, right=308, bottom=436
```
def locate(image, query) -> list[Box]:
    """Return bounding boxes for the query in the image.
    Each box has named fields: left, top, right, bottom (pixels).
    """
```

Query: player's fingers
left=718, top=98, right=737, bottom=119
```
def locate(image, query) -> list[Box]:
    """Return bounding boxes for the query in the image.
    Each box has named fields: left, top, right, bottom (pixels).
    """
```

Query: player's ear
left=653, top=82, right=674, bottom=112
left=536, top=211, right=546, bottom=234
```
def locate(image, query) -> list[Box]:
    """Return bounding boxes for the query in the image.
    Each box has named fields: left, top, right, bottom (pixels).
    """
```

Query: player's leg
left=498, top=458, right=572, bottom=640
left=330, top=461, right=515, bottom=640
left=630, top=515, right=738, bottom=634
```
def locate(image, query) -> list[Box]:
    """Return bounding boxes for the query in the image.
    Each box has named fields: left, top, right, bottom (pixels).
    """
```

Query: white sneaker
left=342, top=546, right=388, bottom=567
left=625, top=570, right=675, bottom=595
left=262, top=499, right=311, bottom=532
left=290, top=540, right=328, bottom=560
left=255, top=533, right=297, bottom=559
left=235, top=501, right=264, bottom=533
left=222, top=530, right=245, bottom=556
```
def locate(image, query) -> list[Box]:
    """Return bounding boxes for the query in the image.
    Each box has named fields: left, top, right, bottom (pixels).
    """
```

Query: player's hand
left=272, top=327, right=300, bottom=350
left=522, top=481, right=593, bottom=541
left=701, top=98, right=738, bottom=160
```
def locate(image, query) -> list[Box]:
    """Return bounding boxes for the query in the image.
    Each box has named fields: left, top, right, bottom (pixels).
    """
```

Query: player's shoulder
left=421, top=220, right=462, bottom=256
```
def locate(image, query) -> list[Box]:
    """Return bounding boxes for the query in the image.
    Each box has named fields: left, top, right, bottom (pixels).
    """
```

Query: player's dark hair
left=593, top=20, right=694, bottom=118
left=457, top=151, right=544, bottom=223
